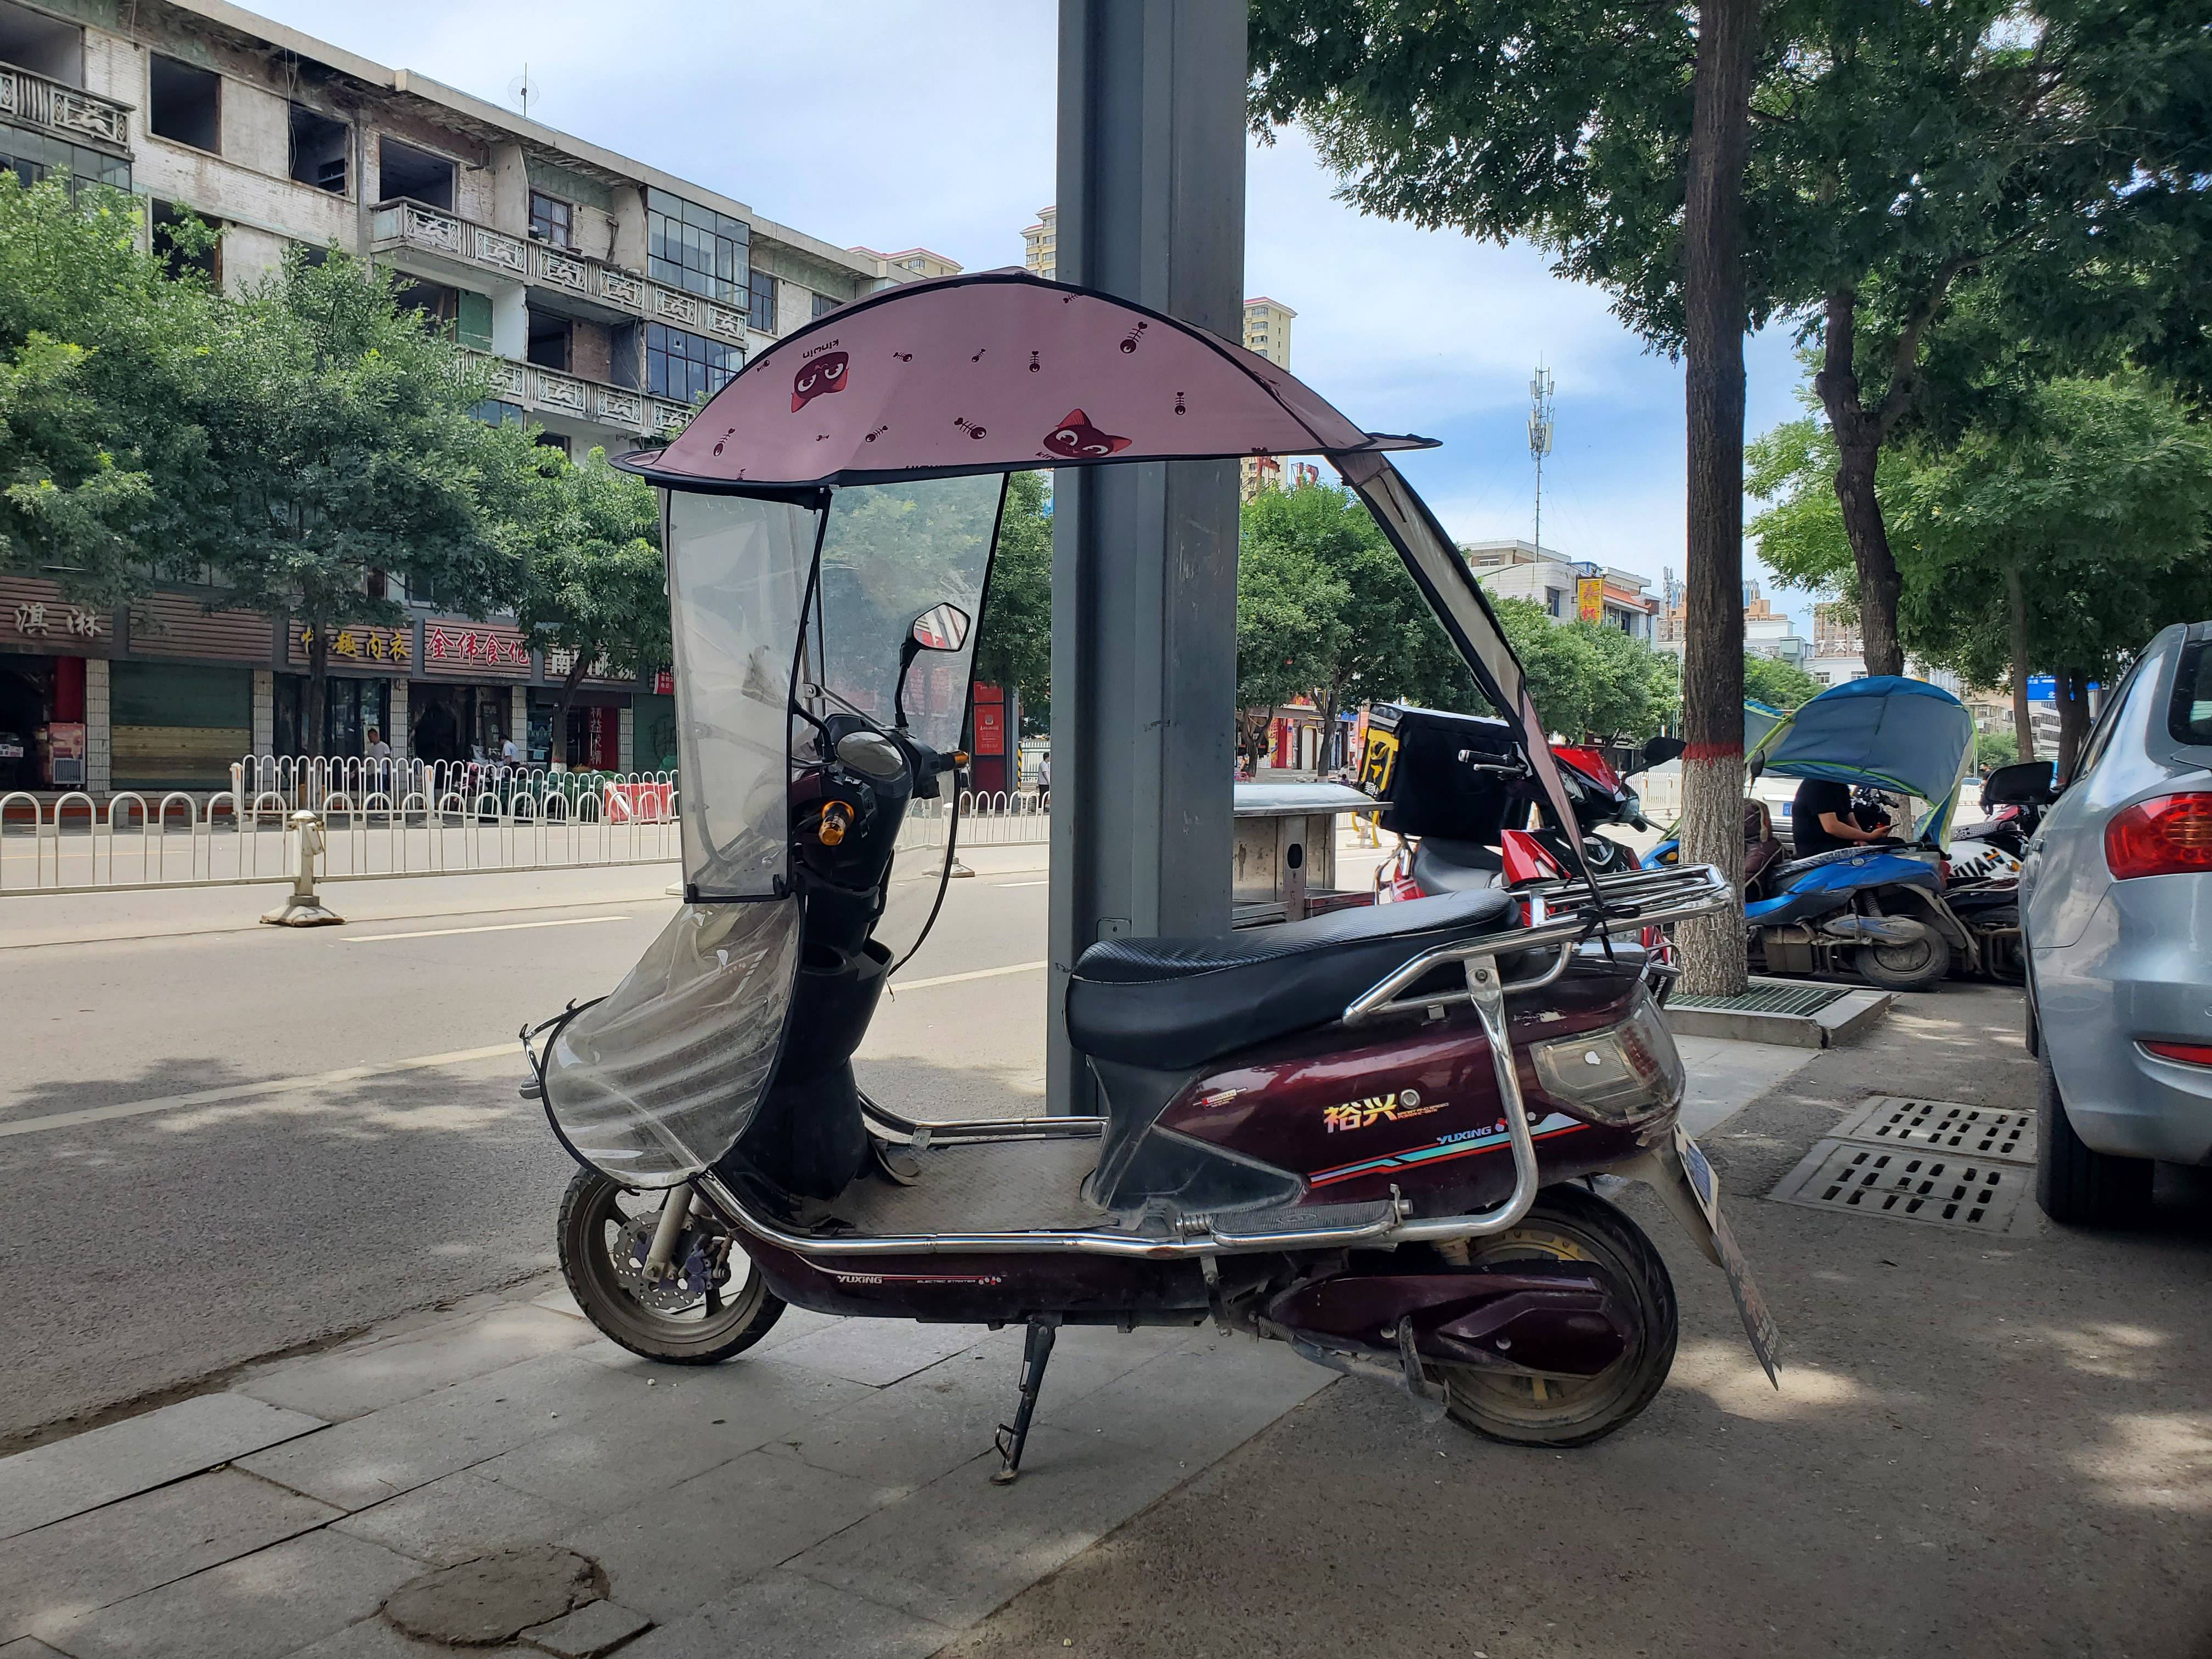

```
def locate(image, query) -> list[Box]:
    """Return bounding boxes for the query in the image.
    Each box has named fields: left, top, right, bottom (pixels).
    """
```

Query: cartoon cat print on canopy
left=791, top=351, right=848, bottom=412
left=1040, top=409, right=1132, bottom=460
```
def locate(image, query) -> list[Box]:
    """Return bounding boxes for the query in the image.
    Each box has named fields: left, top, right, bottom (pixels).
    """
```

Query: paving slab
left=1675, top=1034, right=1822, bottom=1137
left=473, top=1355, right=866, bottom=1517
left=765, top=1324, right=1183, bottom=1496
left=0, top=1394, right=327, bottom=1541
left=783, top=1425, right=1189, bottom=1630
left=278, top=1616, right=529, bottom=1657
left=32, top=1531, right=422, bottom=1659
left=518, top=1596, right=654, bottom=1658
left=332, top=1471, right=594, bottom=1568
left=0, top=1639, right=71, bottom=1657
left=1, top=1469, right=337, bottom=1643
left=622, top=1570, right=949, bottom=1659
left=1045, top=1329, right=1334, bottom=1462
left=559, top=1449, right=887, bottom=1622
left=766, top=1317, right=995, bottom=1387
left=237, top=1306, right=599, bottom=1423
left=236, top=1352, right=641, bottom=1513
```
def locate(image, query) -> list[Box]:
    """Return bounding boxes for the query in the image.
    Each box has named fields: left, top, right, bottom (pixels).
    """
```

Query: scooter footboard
left=1621, top=1132, right=1782, bottom=1385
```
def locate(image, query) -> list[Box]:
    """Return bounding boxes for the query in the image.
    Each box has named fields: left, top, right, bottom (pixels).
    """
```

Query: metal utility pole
left=1047, top=0, right=1246, bottom=1115
left=1527, top=365, right=1555, bottom=552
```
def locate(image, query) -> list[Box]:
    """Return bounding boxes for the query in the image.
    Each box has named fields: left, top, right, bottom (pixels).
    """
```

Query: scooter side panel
left=740, top=1235, right=1216, bottom=1324
left=1158, top=973, right=1654, bottom=1214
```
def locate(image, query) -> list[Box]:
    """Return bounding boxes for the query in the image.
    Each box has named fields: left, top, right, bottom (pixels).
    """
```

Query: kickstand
left=991, top=1316, right=1061, bottom=1485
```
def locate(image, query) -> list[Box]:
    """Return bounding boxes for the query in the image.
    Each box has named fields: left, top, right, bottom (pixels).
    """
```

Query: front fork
left=642, top=1188, right=693, bottom=1283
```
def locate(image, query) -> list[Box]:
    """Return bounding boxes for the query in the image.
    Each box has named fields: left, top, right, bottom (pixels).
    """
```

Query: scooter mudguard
left=1265, top=1264, right=1632, bottom=1379
left=1622, top=1130, right=1782, bottom=1386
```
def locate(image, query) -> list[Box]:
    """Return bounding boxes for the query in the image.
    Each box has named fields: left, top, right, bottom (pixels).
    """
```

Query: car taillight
left=2104, top=793, right=2212, bottom=879
left=2139, top=1039, right=2212, bottom=1068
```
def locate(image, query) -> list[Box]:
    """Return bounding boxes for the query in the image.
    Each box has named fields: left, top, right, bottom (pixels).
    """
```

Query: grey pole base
left=261, top=893, right=345, bottom=927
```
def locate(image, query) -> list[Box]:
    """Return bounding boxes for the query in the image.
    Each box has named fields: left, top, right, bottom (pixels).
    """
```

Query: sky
left=255, top=0, right=1820, bottom=634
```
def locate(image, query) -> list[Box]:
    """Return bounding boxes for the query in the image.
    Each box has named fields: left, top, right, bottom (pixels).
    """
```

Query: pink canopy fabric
left=625, top=270, right=1432, bottom=489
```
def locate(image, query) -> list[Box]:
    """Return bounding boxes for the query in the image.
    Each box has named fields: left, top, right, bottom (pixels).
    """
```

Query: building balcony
left=371, top=199, right=748, bottom=346
left=461, top=349, right=691, bottom=439
left=0, top=59, right=131, bottom=154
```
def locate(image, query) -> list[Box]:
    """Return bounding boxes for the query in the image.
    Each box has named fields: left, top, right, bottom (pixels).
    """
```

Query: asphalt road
left=0, top=865, right=1051, bottom=1445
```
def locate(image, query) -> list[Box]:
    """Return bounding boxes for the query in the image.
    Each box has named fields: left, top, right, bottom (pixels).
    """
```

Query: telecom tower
left=1527, top=366, right=1556, bottom=552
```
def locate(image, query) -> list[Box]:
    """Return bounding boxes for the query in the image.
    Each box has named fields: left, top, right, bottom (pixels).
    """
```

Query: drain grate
left=1828, top=1096, right=2036, bottom=1163
left=1768, top=1141, right=2033, bottom=1233
left=1669, top=982, right=1854, bottom=1018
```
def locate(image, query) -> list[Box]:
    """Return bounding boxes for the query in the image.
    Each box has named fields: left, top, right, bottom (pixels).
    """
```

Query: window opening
left=149, top=54, right=221, bottom=154
left=378, top=137, right=454, bottom=210
left=646, top=323, right=738, bottom=404
left=527, top=309, right=573, bottom=371
left=748, top=269, right=777, bottom=334
left=0, top=1, right=83, bottom=83
left=529, top=189, right=572, bottom=246
left=287, top=103, right=349, bottom=193
left=151, top=200, right=220, bottom=286
left=811, top=291, right=839, bottom=320
left=645, top=185, right=748, bottom=303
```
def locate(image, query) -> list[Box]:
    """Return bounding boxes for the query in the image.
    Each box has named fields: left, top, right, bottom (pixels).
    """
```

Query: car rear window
left=2170, top=641, right=2212, bottom=746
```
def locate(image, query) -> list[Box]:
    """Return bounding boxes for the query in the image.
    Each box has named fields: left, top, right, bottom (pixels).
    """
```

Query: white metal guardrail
left=0, top=766, right=1051, bottom=896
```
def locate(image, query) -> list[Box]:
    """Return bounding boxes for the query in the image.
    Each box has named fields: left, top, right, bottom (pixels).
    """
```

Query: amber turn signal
left=952, top=751, right=970, bottom=766
left=819, top=803, right=851, bottom=847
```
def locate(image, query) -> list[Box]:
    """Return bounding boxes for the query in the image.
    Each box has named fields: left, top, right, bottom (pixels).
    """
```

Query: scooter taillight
left=1529, top=990, right=1684, bottom=1124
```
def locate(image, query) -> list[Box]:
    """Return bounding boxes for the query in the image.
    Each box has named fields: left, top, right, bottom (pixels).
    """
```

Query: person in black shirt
left=1790, top=777, right=1891, bottom=857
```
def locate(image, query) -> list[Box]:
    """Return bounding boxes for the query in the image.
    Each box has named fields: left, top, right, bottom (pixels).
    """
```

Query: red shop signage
left=424, top=622, right=532, bottom=679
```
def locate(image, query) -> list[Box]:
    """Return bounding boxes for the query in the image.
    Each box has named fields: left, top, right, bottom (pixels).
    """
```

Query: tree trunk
left=551, top=648, right=592, bottom=769
left=1674, top=0, right=1759, bottom=998
left=2056, top=670, right=2092, bottom=780
left=1813, top=290, right=1906, bottom=678
left=2006, top=562, right=2034, bottom=761
left=305, top=625, right=329, bottom=760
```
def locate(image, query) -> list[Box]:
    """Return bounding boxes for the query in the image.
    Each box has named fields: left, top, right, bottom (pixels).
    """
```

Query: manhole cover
left=1767, top=1141, right=2033, bottom=1233
left=1669, top=983, right=1853, bottom=1018
left=383, top=1546, right=605, bottom=1646
left=1830, top=1096, right=2036, bottom=1164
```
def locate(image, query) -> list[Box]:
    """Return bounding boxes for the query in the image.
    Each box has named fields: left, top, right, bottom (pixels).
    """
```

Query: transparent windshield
left=666, top=492, right=820, bottom=899
left=808, top=475, right=1003, bottom=966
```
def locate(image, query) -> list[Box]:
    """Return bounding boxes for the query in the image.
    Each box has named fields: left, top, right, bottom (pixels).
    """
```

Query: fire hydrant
left=259, top=809, right=345, bottom=927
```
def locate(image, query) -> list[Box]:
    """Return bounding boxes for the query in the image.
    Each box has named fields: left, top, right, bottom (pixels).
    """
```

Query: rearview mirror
left=1981, top=759, right=2056, bottom=807
left=910, top=603, right=971, bottom=653
left=1639, top=735, right=1686, bottom=770
left=895, top=601, right=973, bottom=729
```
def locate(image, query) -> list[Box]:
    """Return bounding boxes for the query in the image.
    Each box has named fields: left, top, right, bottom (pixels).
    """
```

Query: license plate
left=1674, top=1125, right=1782, bottom=1385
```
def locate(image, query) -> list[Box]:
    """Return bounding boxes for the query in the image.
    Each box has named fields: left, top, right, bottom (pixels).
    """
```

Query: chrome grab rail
left=687, top=864, right=1733, bottom=1261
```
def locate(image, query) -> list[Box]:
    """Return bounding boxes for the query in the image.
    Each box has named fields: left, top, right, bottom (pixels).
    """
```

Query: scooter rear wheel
left=1854, top=928, right=1951, bottom=992
left=1439, top=1186, right=1677, bottom=1448
left=558, top=1169, right=784, bottom=1364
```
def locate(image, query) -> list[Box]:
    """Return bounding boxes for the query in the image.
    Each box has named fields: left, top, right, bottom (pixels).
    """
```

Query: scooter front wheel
left=558, top=1169, right=784, bottom=1364
left=1439, top=1186, right=1677, bottom=1449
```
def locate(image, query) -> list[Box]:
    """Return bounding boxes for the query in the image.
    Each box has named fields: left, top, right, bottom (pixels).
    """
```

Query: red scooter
left=524, top=270, right=1777, bottom=1477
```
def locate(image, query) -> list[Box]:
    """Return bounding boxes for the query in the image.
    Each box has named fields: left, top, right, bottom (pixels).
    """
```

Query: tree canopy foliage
left=970, top=471, right=1052, bottom=733
left=1741, top=651, right=1823, bottom=711
left=1489, top=598, right=1681, bottom=741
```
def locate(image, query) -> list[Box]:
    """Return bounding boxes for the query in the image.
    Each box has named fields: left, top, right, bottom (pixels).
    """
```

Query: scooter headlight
left=1530, top=991, right=1684, bottom=1124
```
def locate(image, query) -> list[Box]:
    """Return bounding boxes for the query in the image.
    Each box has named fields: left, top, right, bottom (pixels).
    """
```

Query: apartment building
left=0, top=0, right=935, bottom=791
left=1462, top=541, right=1657, bottom=642
left=1020, top=205, right=1056, bottom=280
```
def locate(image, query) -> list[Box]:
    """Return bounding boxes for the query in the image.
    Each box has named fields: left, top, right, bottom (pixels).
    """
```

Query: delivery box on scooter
left=1359, top=703, right=1526, bottom=842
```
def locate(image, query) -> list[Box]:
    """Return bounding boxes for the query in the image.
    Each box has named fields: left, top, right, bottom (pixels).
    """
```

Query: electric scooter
left=524, top=269, right=1778, bottom=1476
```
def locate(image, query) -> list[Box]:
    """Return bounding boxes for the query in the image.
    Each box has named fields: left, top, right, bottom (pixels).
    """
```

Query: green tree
left=1577, top=620, right=1681, bottom=740
left=1489, top=600, right=1681, bottom=740
left=1973, top=728, right=2017, bottom=772
left=1235, top=532, right=1348, bottom=768
left=511, top=447, right=669, bottom=764
left=1742, top=651, right=1822, bottom=710
left=201, top=250, right=520, bottom=753
left=0, top=177, right=219, bottom=604
left=1753, top=375, right=2212, bottom=771
left=972, top=471, right=1052, bottom=733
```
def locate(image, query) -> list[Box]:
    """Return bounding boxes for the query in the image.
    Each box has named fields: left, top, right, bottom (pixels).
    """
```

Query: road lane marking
left=0, top=1045, right=520, bottom=1141
left=893, top=960, right=1048, bottom=992
left=342, top=916, right=631, bottom=943
left=992, top=879, right=1049, bottom=888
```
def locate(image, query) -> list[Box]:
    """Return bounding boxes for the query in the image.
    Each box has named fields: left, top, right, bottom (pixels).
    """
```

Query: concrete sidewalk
left=0, top=1274, right=1329, bottom=1658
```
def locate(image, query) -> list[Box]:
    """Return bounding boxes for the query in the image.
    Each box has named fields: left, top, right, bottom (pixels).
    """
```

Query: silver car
left=2023, top=620, right=2212, bottom=1224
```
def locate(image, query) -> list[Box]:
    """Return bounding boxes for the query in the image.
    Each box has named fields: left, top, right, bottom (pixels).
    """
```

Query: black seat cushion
left=1411, top=837, right=1502, bottom=894
left=1067, top=890, right=1517, bottom=1070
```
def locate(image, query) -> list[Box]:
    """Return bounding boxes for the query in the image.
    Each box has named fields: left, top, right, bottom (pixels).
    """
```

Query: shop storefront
left=1, top=577, right=108, bottom=792
left=415, top=619, right=531, bottom=761
left=280, top=620, right=411, bottom=759
left=111, top=661, right=252, bottom=790
left=532, top=650, right=636, bottom=769
left=632, top=676, right=678, bottom=772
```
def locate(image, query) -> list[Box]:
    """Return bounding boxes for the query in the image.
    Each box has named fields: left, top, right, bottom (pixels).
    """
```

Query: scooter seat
left=1066, top=890, right=1517, bottom=1070
left=1410, top=837, right=1503, bottom=894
